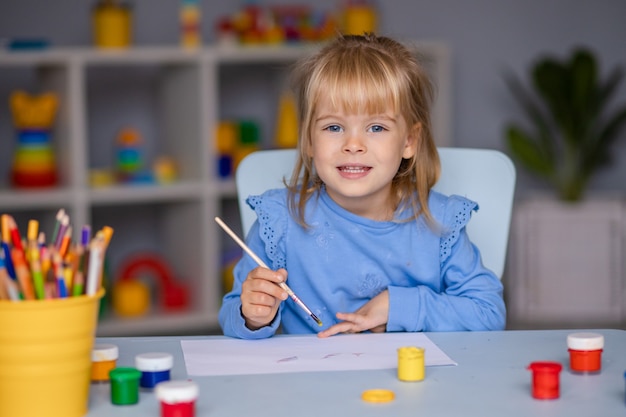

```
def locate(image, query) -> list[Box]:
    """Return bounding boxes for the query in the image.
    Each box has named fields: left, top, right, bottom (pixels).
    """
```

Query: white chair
left=236, top=148, right=516, bottom=279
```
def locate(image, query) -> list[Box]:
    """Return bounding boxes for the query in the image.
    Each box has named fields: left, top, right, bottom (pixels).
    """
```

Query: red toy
left=117, top=253, right=189, bottom=311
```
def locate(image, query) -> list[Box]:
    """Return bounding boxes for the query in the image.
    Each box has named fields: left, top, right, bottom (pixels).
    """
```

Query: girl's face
left=309, top=94, right=417, bottom=221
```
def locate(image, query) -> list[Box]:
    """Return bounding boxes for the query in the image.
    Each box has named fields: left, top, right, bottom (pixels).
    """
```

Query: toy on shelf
left=152, top=156, right=178, bottom=184
left=274, top=90, right=299, bottom=148
left=215, top=121, right=238, bottom=178
left=92, top=0, right=132, bottom=49
left=214, top=2, right=337, bottom=45
left=113, top=252, right=190, bottom=318
left=88, top=127, right=179, bottom=187
left=180, top=0, right=201, bottom=48
left=341, top=0, right=378, bottom=35
left=9, top=91, right=59, bottom=188
left=115, top=127, right=151, bottom=183
left=112, top=280, right=150, bottom=317
left=215, top=119, right=260, bottom=178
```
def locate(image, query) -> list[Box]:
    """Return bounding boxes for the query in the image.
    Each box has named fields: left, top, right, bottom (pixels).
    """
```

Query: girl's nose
left=343, top=132, right=366, bottom=153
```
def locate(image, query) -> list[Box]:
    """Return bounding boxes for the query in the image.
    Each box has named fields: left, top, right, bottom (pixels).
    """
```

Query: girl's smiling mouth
left=338, top=165, right=371, bottom=174
left=337, top=165, right=372, bottom=180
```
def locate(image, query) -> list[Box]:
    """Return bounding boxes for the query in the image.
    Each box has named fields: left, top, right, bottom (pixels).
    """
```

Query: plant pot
left=506, top=194, right=625, bottom=328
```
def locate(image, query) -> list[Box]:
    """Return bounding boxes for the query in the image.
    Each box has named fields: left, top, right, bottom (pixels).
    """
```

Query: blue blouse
left=219, top=187, right=506, bottom=339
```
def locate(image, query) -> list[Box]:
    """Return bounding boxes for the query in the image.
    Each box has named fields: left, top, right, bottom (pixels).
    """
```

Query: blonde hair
left=287, top=33, right=440, bottom=227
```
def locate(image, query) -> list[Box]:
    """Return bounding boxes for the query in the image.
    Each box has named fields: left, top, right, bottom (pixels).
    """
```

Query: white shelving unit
left=0, top=42, right=450, bottom=336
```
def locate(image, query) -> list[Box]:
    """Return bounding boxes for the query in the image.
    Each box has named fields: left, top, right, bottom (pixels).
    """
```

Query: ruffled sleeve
left=246, top=189, right=290, bottom=270
left=219, top=188, right=290, bottom=339
left=437, top=195, right=478, bottom=266
left=387, top=192, right=505, bottom=332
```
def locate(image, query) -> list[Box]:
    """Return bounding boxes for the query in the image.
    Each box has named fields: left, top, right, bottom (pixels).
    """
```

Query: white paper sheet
left=181, top=333, right=457, bottom=376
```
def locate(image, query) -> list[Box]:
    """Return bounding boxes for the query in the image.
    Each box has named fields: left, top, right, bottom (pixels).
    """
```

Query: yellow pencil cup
left=397, top=346, right=425, bottom=382
left=92, top=2, right=132, bottom=48
left=0, top=289, right=105, bottom=417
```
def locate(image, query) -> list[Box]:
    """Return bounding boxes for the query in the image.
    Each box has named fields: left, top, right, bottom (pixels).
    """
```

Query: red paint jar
left=155, top=380, right=199, bottom=417
left=527, top=361, right=562, bottom=400
left=567, top=332, right=604, bottom=373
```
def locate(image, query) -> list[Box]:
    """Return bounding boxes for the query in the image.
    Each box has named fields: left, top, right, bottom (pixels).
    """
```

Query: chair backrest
left=236, top=147, right=516, bottom=278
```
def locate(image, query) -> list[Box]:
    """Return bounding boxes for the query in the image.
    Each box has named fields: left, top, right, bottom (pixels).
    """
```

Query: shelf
left=97, top=310, right=219, bottom=337
left=88, top=182, right=207, bottom=205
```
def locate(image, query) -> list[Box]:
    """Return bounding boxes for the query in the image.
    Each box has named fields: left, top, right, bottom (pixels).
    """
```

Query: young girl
left=219, top=34, right=505, bottom=339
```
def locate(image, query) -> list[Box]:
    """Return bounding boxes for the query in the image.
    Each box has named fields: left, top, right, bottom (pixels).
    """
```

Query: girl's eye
left=368, top=125, right=386, bottom=133
left=325, top=124, right=343, bottom=133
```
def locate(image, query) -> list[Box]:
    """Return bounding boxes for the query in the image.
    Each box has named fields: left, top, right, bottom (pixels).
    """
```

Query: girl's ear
left=402, top=122, right=421, bottom=159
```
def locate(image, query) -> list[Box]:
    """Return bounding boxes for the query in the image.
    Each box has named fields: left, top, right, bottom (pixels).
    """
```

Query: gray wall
left=1, top=0, right=625, bottom=197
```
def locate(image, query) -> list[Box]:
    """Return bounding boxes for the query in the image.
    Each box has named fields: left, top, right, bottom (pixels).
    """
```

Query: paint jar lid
left=397, top=346, right=424, bottom=358
left=155, top=380, right=199, bottom=404
left=527, top=361, right=562, bottom=374
left=135, top=352, right=174, bottom=371
left=92, top=343, right=119, bottom=361
left=361, top=389, right=395, bottom=403
left=567, top=332, right=604, bottom=350
left=109, top=367, right=142, bottom=382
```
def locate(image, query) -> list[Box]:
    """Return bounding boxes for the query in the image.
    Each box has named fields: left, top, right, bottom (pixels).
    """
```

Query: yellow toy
left=342, top=0, right=377, bottom=35
left=112, top=280, right=151, bottom=317
left=9, top=91, right=59, bottom=188
left=274, top=90, right=299, bottom=148
left=180, top=0, right=201, bottom=48
left=215, top=120, right=260, bottom=178
left=10, top=91, right=57, bottom=129
left=92, top=0, right=132, bottom=49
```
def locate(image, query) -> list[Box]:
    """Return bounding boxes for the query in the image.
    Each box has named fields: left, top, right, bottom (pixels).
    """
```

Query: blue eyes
left=326, top=125, right=342, bottom=133
left=323, top=125, right=386, bottom=133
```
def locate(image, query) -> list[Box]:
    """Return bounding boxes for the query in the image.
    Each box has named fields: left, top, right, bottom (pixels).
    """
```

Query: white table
left=88, top=329, right=626, bottom=416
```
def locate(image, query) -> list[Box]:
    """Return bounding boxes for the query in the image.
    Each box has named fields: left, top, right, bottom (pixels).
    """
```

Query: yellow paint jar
left=92, top=1, right=132, bottom=49
left=91, top=343, right=119, bottom=382
left=397, top=346, right=425, bottom=382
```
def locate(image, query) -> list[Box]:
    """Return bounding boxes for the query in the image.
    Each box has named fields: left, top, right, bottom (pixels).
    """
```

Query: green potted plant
left=504, top=48, right=626, bottom=202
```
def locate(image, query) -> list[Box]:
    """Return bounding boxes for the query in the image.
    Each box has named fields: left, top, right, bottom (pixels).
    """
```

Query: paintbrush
left=215, top=216, right=322, bottom=327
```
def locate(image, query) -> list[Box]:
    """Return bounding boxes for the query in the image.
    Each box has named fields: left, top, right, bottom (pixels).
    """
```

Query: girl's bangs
left=315, top=67, right=401, bottom=115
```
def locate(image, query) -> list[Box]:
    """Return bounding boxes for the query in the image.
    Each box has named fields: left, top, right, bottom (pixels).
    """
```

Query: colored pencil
left=8, top=216, right=24, bottom=253
left=54, top=214, right=69, bottom=249
left=100, top=226, right=114, bottom=249
left=0, top=263, right=20, bottom=301
left=58, top=226, right=72, bottom=258
left=85, top=236, right=105, bottom=296
left=28, top=242, right=45, bottom=300
left=0, top=255, right=9, bottom=300
left=12, top=248, right=35, bottom=300
left=81, top=225, right=91, bottom=247
left=27, top=220, right=39, bottom=243
left=214, top=216, right=322, bottom=326
left=72, top=268, right=85, bottom=297
left=52, top=252, right=68, bottom=298
left=50, top=208, right=65, bottom=244
left=1, top=241, right=16, bottom=280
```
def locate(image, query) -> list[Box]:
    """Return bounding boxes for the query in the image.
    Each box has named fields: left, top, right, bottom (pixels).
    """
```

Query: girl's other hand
left=317, top=290, right=389, bottom=338
left=241, top=267, right=288, bottom=330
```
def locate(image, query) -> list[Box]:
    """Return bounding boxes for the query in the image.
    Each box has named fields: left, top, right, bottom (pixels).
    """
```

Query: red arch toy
left=117, top=253, right=189, bottom=311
